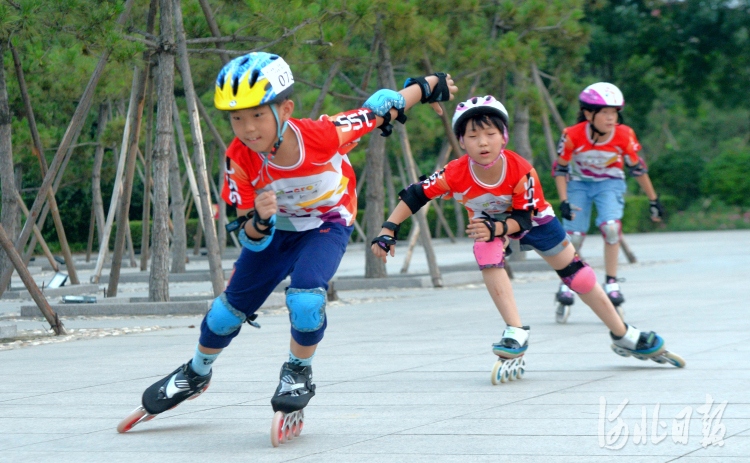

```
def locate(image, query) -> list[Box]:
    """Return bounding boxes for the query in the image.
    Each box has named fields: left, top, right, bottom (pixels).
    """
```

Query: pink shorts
left=473, top=238, right=506, bottom=270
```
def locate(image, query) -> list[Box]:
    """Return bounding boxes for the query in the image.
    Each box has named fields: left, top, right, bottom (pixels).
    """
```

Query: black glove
left=560, top=200, right=574, bottom=221
left=649, top=197, right=664, bottom=220
left=371, top=235, right=397, bottom=253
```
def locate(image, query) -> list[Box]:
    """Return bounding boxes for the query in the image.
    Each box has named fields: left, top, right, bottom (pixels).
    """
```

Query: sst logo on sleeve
left=333, top=109, right=376, bottom=132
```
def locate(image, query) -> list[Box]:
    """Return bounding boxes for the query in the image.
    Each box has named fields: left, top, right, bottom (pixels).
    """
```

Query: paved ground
left=1, top=230, right=749, bottom=462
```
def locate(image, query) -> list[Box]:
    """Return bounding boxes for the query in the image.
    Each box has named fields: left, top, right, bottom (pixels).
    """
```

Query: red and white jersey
left=420, top=150, right=555, bottom=226
left=557, top=122, right=641, bottom=181
left=221, top=113, right=376, bottom=232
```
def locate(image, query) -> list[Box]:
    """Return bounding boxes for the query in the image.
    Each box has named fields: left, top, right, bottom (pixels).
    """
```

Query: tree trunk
left=531, top=62, right=565, bottom=132
left=22, top=122, right=83, bottom=266
left=194, top=98, right=233, bottom=251
left=141, top=75, right=155, bottom=271
left=309, top=60, right=342, bottom=120
left=0, top=223, right=66, bottom=335
left=0, top=46, right=19, bottom=290
left=85, top=206, right=95, bottom=262
left=92, top=72, right=137, bottom=283
left=150, top=0, right=176, bottom=302
left=197, top=0, right=231, bottom=65
left=0, top=0, right=134, bottom=298
left=384, top=153, right=396, bottom=213
left=92, top=103, right=109, bottom=249
left=15, top=191, right=58, bottom=272
left=173, top=0, right=224, bottom=296
left=108, top=60, right=150, bottom=297
left=10, top=41, right=80, bottom=283
left=363, top=115, right=387, bottom=278
left=170, top=137, right=188, bottom=273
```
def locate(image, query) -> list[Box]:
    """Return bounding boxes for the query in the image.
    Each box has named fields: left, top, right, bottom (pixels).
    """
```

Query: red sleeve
left=420, top=167, right=453, bottom=200
left=512, top=168, right=545, bottom=213
left=221, top=158, right=256, bottom=209
left=623, top=126, right=642, bottom=166
left=557, top=128, right=574, bottom=162
left=326, top=108, right=378, bottom=147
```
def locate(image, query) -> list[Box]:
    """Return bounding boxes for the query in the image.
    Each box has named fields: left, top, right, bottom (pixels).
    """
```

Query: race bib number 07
left=262, top=59, right=294, bottom=95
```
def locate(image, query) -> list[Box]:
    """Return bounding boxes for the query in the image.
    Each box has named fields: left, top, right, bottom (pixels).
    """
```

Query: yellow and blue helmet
left=214, top=52, right=294, bottom=111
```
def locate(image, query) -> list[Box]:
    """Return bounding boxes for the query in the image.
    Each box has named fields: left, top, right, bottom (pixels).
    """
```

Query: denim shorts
left=563, top=179, right=626, bottom=233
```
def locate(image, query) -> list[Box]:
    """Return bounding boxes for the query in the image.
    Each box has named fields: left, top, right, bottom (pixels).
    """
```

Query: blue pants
left=563, top=179, right=626, bottom=233
left=199, top=223, right=352, bottom=349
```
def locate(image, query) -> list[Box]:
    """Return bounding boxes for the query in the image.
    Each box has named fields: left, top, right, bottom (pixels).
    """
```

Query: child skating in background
left=371, top=96, right=684, bottom=385
left=118, top=52, right=458, bottom=445
left=553, top=82, right=664, bottom=321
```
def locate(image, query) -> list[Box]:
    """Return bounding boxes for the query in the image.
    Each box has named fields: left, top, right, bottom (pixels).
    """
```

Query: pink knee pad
left=568, top=263, right=597, bottom=293
left=474, top=239, right=505, bottom=270
left=557, top=257, right=597, bottom=294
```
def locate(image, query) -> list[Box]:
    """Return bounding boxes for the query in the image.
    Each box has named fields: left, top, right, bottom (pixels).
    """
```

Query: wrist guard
left=560, top=200, right=573, bottom=221
left=649, top=197, right=664, bottom=220
left=225, top=210, right=253, bottom=233
left=363, top=89, right=407, bottom=137
left=253, top=213, right=276, bottom=236
left=371, top=234, right=397, bottom=253
left=381, top=221, right=401, bottom=239
left=404, top=72, right=451, bottom=104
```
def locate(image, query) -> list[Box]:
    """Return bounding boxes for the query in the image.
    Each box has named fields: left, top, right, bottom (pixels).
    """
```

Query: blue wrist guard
left=363, top=89, right=407, bottom=137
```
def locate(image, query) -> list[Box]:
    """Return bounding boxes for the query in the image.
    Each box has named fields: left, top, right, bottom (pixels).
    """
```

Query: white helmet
left=452, top=95, right=509, bottom=137
left=579, top=82, right=624, bottom=110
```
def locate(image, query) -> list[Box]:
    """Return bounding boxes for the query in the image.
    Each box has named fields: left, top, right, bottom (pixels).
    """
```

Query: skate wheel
left=500, top=361, right=512, bottom=383
left=661, top=351, right=686, bottom=368
left=509, top=358, right=519, bottom=381
left=555, top=303, right=571, bottom=324
left=117, top=406, right=151, bottom=433
left=610, top=344, right=631, bottom=358
left=271, top=411, right=285, bottom=447
left=295, top=418, right=303, bottom=437
left=516, top=357, right=526, bottom=379
left=491, top=360, right=504, bottom=385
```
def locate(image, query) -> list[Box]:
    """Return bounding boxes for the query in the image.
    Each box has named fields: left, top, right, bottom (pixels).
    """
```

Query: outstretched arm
left=333, top=73, right=457, bottom=146
left=370, top=201, right=413, bottom=263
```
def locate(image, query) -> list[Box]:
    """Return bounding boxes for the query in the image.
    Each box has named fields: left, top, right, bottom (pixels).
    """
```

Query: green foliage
left=4, top=0, right=749, bottom=257
left=701, top=138, right=750, bottom=207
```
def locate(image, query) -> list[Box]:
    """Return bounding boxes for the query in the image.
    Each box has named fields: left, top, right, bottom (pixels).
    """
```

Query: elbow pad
left=509, top=209, right=533, bottom=233
left=398, top=182, right=431, bottom=214
left=626, top=159, right=648, bottom=177
left=553, top=161, right=569, bottom=177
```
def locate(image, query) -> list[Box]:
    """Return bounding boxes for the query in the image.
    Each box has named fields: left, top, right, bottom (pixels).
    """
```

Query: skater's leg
left=286, top=223, right=352, bottom=347
left=593, top=179, right=628, bottom=303
left=481, top=267, right=522, bottom=328
left=541, top=243, right=626, bottom=336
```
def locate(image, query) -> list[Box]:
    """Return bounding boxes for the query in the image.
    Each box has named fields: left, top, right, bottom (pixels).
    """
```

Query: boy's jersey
left=420, top=150, right=555, bottom=226
left=221, top=114, right=376, bottom=232
left=557, top=122, right=641, bottom=182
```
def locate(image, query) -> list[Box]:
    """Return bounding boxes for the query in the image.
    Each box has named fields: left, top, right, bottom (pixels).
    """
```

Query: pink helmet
left=579, top=82, right=624, bottom=110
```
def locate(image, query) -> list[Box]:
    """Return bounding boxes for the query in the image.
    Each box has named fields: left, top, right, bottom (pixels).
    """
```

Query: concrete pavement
left=1, top=230, right=749, bottom=462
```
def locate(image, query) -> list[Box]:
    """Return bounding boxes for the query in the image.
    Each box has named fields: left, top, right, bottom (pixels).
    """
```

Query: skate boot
left=555, top=284, right=574, bottom=324
left=605, top=280, right=626, bottom=319
left=117, top=361, right=211, bottom=433
left=610, top=324, right=685, bottom=368
left=270, top=362, right=316, bottom=447
left=491, top=326, right=530, bottom=385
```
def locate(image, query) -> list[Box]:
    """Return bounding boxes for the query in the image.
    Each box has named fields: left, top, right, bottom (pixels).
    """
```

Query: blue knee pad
left=286, top=288, right=326, bottom=333
left=206, top=294, right=247, bottom=336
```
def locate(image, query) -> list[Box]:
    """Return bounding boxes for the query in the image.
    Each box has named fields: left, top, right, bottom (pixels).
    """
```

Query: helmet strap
left=258, top=104, right=289, bottom=183
left=470, top=150, right=504, bottom=170
left=588, top=108, right=606, bottom=142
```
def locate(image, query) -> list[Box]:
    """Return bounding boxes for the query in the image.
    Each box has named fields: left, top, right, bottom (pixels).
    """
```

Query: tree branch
left=185, top=35, right=271, bottom=44
left=295, top=78, right=363, bottom=101
left=337, top=71, right=370, bottom=98
left=122, top=34, right=157, bottom=48
left=5, top=0, right=21, bottom=10
left=127, top=27, right=158, bottom=41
